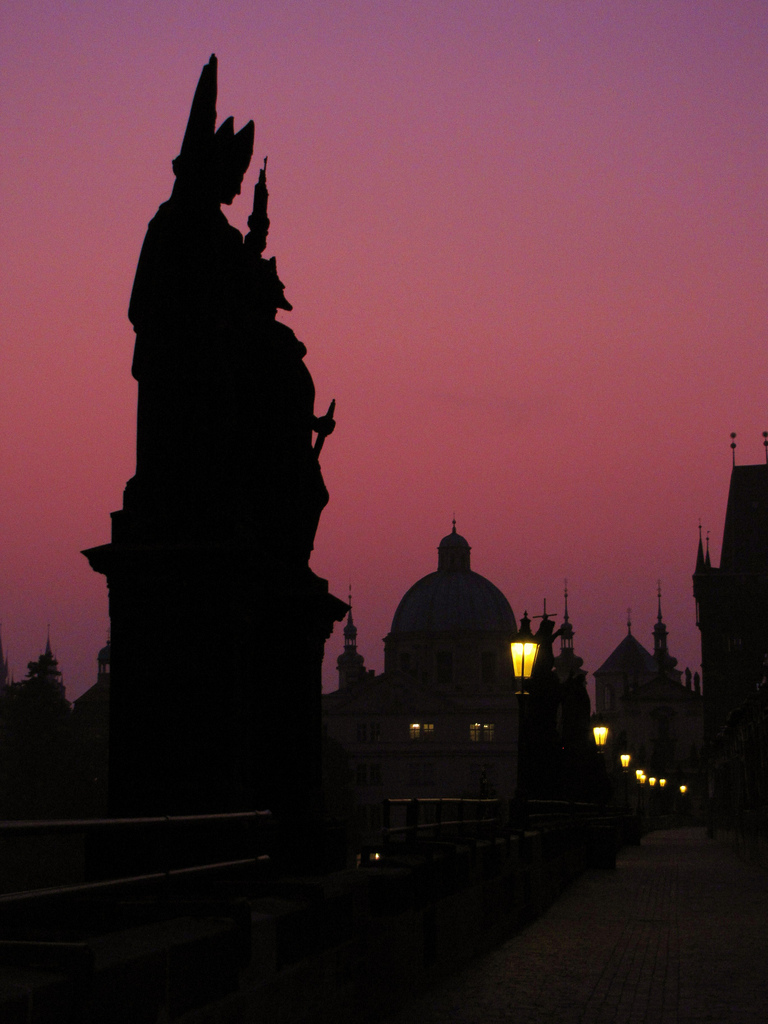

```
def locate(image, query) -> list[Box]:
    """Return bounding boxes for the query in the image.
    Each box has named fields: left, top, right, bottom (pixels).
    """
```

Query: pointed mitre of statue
left=173, top=54, right=218, bottom=178
left=215, top=115, right=255, bottom=178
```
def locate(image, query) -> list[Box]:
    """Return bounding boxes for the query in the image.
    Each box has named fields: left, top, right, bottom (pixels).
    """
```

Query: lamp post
left=593, top=724, right=609, bottom=750
left=620, top=752, right=631, bottom=807
left=511, top=611, right=540, bottom=829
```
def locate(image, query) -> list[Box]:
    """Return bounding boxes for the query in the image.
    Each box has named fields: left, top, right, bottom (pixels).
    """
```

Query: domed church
left=323, top=525, right=525, bottom=839
left=384, top=523, right=516, bottom=690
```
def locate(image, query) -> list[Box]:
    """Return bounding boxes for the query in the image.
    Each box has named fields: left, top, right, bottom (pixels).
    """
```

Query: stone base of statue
left=84, top=533, right=347, bottom=828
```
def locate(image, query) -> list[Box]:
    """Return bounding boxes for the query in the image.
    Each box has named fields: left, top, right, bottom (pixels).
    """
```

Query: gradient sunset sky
left=1, top=1, right=766, bottom=698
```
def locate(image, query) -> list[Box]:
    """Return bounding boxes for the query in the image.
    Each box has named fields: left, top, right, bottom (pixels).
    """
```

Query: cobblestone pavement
left=382, top=828, right=768, bottom=1024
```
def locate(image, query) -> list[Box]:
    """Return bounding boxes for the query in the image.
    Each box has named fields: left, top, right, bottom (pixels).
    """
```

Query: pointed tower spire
left=653, top=582, right=668, bottom=655
left=696, top=521, right=706, bottom=572
left=337, top=585, right=366, bottom=689
left=45, top=624, right=52, bottom=658
left=560, top=580, right=574, bottom=652
left=343, top=585, right=358, bottom=653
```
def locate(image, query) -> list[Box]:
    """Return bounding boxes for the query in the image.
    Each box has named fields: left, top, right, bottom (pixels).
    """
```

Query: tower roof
left=720, top=464, right=768, bottom=572
left=594, top=632, right=657, bottom=677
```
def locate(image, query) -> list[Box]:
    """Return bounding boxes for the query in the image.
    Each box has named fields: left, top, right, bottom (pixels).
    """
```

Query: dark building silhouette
left=324, top=525, right=524, bottom=839
left=694, top=459, right=768, bottom=739
left=593, top=598, right=703, bottom=804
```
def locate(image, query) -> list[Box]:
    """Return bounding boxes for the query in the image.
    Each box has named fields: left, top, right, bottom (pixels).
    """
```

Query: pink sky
left=1, top=1, right=766, bottom=699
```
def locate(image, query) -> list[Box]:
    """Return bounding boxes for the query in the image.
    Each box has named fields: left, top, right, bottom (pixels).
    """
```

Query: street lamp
left=511, top=612, right=541, bottom=829
left=593, top=725, right=609, bottom=748
left=620, top=752, right=631, bottom=806
left=511, top=612, right=540, bottom=692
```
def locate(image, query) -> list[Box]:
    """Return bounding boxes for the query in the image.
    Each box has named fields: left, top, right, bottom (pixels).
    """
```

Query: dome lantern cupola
left=437, top=520, right=471, bottom=573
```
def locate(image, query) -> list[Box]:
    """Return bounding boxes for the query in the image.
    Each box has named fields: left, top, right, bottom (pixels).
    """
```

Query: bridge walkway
left=382, top=827, right=768, bottom=1024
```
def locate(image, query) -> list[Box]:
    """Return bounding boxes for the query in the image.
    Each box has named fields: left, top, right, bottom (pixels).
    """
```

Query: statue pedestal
left=84, top=538, right=347, bottom=824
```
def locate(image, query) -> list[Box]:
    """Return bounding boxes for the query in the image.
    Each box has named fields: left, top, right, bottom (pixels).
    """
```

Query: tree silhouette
left=0, top=651, right=74, bottom=818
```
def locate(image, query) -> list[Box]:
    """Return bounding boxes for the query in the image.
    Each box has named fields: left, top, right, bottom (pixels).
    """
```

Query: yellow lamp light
left=635, top=768, right=643, bottom=780
left=511, top=612, right=540, bottom=689
left=593, top=725, right=608, bottom=748
left=639, top=774, right=646, bottom=784
left=649, top=777, right=656, bottom=786
left=620, top=753, right=631, bottom=769
left=659, top=778, right=666, bottom=787
left=679, top=784, right=687, bottom=794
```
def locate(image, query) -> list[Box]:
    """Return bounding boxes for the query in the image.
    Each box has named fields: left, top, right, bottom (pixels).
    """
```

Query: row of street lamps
left=510, top=616, right=689, bottom=817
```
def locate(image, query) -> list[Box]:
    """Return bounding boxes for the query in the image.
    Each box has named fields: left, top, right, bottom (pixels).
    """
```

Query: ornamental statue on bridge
left=85, top=57, right=347, bottom=845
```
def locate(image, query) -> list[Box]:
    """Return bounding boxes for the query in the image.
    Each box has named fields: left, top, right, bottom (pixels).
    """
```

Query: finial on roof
left=730, top=432, right=737, bottom=466
left=705, top=531, right=711, bottom=569
left=451, top=514, right=456, bottom=534
left=627, top=608, right=632, bottom=635
left=563, top=580, right=569, bottom=623
left=763, top=431, right=768, bottom=463
left=696, top=521, right=705, bottom=572
left=657, top=580, right=663, bottom=622
left=45, top=624, right=52, bottom=657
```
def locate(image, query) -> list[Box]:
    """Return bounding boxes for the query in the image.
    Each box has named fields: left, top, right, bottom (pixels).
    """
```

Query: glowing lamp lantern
left=620, top=753, right=631, bottom=769
left=635, top=769, right=644, bottom=780
left=511, top=612, right=540, bottom=691
left=649, top=777, right=657, bottom=787
left=593, top=725, right=608, bottom=748
left=659, top=778, right=667, bottom=788
left=679, top=785, right=688, bottom=794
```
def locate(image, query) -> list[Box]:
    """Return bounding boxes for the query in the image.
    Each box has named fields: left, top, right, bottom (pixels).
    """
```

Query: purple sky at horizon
left=1, top=1, right=766, bottom=699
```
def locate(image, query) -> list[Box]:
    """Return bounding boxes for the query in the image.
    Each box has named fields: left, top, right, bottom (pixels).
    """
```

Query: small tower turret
left=337, top=589, right=367, bottom=689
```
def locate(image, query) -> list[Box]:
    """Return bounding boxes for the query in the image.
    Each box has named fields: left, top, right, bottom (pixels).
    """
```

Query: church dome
left=390, top=526, right=515, bottom=634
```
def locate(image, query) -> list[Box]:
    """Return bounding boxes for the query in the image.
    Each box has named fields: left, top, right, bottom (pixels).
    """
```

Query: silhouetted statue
left=122, top=54, right=333, bottom=567
left=85, top=56, right=348, bottom=835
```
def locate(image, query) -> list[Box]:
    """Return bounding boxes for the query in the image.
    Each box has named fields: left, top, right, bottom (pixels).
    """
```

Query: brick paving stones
left=381, top=827, right=768, bottom=1024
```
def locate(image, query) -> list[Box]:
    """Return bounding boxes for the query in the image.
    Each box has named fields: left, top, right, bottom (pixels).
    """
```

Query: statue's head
left=212, top=117, right=255, bottom=205
left=172, top=55, right=254, bottom=205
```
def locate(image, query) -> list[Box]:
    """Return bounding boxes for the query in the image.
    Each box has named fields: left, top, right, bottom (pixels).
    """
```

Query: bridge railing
left=381, top=797, right=501, bottom=844
left=0, top=810, right=274, bottom=898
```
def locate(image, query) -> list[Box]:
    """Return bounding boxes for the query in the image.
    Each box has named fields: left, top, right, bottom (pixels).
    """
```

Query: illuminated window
left=470, top=722, right=495, bottom=742
left=410, top=722, right=434, bottom=740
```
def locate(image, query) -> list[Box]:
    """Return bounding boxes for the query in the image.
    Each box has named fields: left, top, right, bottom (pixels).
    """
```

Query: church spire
left=653, top=582, right=668, bottom=655
left=696, top=521, right=706, bottom=572
left=343, top=585, right=358, bottom=653
left=560, top=580, right=574, bottom=652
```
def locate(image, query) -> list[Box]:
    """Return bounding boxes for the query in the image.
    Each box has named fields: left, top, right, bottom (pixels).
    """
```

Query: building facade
left=323, top=526, right=520, bottom=839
